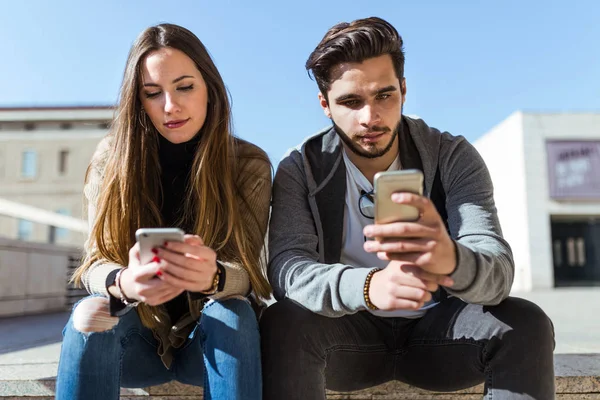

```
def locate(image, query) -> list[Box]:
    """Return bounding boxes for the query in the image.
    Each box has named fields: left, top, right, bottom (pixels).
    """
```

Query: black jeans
left=261, top=296, right=555, bottom=400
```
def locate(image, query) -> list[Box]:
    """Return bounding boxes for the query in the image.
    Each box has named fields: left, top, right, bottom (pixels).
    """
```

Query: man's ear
left=318, top=92, right=331, bottom=119
left=401, top=78, right=407, bottom=104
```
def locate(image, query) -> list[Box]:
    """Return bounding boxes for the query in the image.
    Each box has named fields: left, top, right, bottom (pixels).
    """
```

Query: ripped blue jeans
left=55, top=296, right=261, bottom=400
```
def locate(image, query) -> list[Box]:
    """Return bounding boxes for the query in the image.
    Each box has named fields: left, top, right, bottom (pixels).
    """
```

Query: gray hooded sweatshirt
left=268, top=116, right=514, bottom=317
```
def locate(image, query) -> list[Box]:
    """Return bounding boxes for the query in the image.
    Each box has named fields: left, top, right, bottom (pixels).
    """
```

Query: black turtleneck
left=157, top=133, right=202, bottom=323
left=158, top=133, right=201, bottom=229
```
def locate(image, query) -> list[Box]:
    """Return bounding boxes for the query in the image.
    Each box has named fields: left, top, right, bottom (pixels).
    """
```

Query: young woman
left=55, top=23, right=271, bottom=400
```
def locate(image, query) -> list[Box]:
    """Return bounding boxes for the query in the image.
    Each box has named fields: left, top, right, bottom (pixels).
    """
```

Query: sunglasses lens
left=359, top=193, right=375, bottom=219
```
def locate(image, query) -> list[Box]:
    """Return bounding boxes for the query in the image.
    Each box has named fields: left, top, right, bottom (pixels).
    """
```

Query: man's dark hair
left=305, top=17, right=405, bottom=100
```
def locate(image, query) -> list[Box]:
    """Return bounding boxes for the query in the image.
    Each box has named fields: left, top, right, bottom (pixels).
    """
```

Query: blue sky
left=1, top=0, right=598, bottom=164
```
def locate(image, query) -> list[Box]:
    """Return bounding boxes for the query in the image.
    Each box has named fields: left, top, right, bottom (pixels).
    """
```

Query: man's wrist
left=363, top=268, right=381, bottom=310
left=431, top=239, right=458, bottom=276
left=448, top=239, right=459, bottom=275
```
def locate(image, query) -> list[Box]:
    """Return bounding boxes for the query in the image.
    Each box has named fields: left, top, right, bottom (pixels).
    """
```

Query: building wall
left=474, top=112, right=532, bottom=291
left=0, top=116, right=109, bottom=246
left=0, top=237, right=80, bottom=317
left=522, top=113, right=600, bottom=289
left=476, top=112, right=600, bottom=291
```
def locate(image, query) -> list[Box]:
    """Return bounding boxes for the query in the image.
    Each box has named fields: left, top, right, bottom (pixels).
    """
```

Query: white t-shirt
left=339, top=149, right=438, bottom=318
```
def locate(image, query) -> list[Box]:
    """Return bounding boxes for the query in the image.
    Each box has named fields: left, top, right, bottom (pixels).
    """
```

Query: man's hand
left=368, top=261, right=454, bottom=310
left=363, top=192, right=457, bottom=276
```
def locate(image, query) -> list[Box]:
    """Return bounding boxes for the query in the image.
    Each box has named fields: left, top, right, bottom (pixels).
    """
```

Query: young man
left=261, top=17, right=555, bottom=400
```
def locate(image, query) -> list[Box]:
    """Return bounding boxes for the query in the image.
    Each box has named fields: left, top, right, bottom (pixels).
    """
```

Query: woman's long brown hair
left=72, top=24, right=271, bottom=329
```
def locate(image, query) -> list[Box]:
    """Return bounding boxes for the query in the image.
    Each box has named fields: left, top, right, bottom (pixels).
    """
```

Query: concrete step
left=1, top=354, right=599, bottom=399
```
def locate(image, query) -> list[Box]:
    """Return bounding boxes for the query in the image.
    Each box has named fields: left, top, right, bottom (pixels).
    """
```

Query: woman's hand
left=117, top=243, right=185, bottom=306
left=154, top=234, right=218, bottom=293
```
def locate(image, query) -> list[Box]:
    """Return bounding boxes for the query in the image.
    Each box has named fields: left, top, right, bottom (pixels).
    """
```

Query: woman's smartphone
left=374, top=169, right=424, bottom=224
left=135, top=228, right=185, bottom=265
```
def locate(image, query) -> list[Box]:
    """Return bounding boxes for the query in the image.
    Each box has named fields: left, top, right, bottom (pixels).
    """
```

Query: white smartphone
left=135, top=228, right=185, bottom=265
left=374, top=169, right=424, bottom=224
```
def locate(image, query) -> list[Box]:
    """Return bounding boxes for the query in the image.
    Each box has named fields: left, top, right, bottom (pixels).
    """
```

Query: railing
left=0, top=238, right=82, bottom=317
left=0, top=198, right=88, bottom=317
left=0, top=197, right=87, bottom=233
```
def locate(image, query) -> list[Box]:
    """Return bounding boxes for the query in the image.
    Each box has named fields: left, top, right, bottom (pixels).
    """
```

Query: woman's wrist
left=195, top=261, right=226, bottom=295
left=105, top=268, right=138, bottom=317
left=106, top=268, right=138, bottom=304
left=115, top=269, right=139, bottom=305
left=198, top=263, right=220, bottom=294
left=106, top=268, right=122, bottom=299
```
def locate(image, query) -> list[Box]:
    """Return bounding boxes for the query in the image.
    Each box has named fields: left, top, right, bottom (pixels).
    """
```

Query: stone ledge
left=1, top=354, right=599, bottom=399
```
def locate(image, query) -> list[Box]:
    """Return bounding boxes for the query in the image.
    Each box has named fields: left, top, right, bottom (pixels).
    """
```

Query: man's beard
left=333, top=117, right=402, bottom=160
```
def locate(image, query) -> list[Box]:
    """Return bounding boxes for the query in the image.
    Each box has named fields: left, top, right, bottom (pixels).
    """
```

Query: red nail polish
left=163, top=241, right=169, bottom=247
left=156, top=270, right=163, bottom=277
left=151, top=248, right=158, bottom=254
left=151, top=256, right=161, bottom=263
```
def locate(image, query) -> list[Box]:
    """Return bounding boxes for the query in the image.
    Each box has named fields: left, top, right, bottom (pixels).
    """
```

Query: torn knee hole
left=72, top=297, right=118, bottom=333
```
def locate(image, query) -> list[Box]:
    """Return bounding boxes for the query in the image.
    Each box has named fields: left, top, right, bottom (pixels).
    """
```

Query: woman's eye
left=179, top=84, right=194, bottom=91
left=145, top=91, right=160, bottom=99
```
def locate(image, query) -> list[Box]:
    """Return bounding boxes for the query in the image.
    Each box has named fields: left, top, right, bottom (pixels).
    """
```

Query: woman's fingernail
left=156, top=270, right=163, bottom=277
left=151, top=248, right=158, bottom=254
left=151, top=256, right=161, bottom=263
left=163, top=241, right=169, bottom=247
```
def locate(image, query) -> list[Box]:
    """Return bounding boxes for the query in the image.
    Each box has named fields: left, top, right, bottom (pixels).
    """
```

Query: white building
left=0, top=106, right=113, bottom=246
left=474, top=112, right=600, bottom=291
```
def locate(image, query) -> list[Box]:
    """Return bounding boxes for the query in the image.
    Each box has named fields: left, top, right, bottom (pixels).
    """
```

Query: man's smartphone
left=135, top=228, right=185, bottom=265
left=374, top=169, right=424, bottom=224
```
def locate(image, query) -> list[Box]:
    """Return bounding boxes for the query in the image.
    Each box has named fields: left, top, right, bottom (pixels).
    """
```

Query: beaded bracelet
left=363, top=268, right=380, bottom=310
left=115, top=269, right=140, bottom=307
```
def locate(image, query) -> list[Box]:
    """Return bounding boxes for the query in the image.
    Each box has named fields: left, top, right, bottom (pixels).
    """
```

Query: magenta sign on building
left=546, top=141, right=600, bottom=200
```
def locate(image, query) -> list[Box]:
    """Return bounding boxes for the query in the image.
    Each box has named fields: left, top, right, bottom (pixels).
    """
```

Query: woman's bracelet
left=363, top=268, right=381, bottom=310
left=115, top=269, right=140, bottom=307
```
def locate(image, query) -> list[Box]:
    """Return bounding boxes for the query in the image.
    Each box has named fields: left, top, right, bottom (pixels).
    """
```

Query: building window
left=566, top=238, right=576, bottom=266
left=48, top=226, right=56, bottom=244
left=24, top=123, right=36, bottom=131
left=58, top=150, right=69, bottom=175
left=576, top=237, right=586, bottom=267
left=553, top=240, right=563, bottom=267
left=18, top=219, right=34, bottom=240
left=56, top=208, right=70, bottom=239
left=21, top=150, right=37, bottom=178
left=60, top=122, right=73, bottom=130
left=98, top=122, right=110, bottom=130
left=566, top=237, right=586, bottom=267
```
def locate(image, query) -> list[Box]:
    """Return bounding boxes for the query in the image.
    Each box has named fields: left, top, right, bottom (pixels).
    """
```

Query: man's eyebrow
left=334, top=85, right=398, bottom=102
left=143, top=75, right=195, bottom=87
left=374, top=85, right=397, bottom=95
